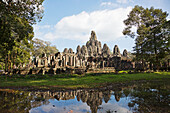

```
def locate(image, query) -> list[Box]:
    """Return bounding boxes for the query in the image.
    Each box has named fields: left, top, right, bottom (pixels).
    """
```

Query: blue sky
left=33, top=0, right=170, bottom=53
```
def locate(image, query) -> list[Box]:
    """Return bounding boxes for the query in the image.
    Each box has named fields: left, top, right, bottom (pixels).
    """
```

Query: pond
left=0, top=80, right=169, bottom=113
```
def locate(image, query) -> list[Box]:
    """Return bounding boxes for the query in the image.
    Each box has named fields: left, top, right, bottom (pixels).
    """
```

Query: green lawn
left=0, top=72, right=169, bottom=89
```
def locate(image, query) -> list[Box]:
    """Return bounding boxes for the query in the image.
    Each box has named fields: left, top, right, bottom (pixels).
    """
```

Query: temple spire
left=90, top=30, right=97, bottom=40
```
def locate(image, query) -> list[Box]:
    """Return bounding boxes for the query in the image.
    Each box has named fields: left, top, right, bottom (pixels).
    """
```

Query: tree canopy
left=123, top=5, right=169, bottom=70
left=0, top=0, right=44, bottom=71
left=32, top=38, right=59, bottom=57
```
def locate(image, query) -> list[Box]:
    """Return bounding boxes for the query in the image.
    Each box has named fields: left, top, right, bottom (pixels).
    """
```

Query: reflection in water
left=0, top=80, right=169, bottom=113
left=128, top=83, right=170, bottom=112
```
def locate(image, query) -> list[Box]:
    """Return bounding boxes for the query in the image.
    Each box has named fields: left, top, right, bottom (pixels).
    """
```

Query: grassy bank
left=0, top=72, right=169, bottom=89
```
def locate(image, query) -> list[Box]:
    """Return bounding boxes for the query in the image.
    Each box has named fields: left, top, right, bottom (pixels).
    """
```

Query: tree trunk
left=8, top=53, right=10, bottom=72
left=141, top=45, right=145, bottom=71
left=153, top=34, right=159, bottom=71
left=5, top=55, right=8, bottom=72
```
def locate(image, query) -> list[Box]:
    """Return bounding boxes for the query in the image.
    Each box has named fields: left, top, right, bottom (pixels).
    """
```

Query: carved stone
left=68, top=48, right=73, bottom=53
left=123, top=49, right=128, bottom=57
left=76, top=45, right=81, bottom=55
left=113, top=45, right=121, bottom=57
left=102, top=44, right=110, bottom=57
left=81, top=45, right=88, bottom=57
left=63, top=48, right=68, bottom=53
left=90, top=31, right=97, bottom=40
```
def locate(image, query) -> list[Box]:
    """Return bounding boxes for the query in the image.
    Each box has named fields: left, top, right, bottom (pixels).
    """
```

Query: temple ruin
left=16, top=31, right=134, bottom=75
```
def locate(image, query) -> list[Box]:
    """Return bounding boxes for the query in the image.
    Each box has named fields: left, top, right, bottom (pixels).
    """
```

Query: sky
left=33, top=0, right=170, bottom=53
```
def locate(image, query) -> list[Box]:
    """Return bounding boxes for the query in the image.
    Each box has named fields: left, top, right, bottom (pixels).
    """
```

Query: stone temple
left=17, top=31, right=134, bottom=75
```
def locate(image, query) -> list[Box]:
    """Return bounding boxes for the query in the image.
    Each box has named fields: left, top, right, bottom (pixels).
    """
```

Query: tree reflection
left=0, top=89, right=50, bottom=113
left=0, top=80, right=169, bottom=113
left=0, top=90, right=32, bottom=113
left=127, top=81, right=170, bottom=112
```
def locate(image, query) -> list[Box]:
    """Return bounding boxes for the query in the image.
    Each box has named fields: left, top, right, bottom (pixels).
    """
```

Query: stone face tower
left=76, top=45, right=81, bottom=56
left=76, top=31, right=112, bottom=58
left=123, top=49, right=128, bottom=57
left=113, top=45, right=121, bottom=57
left=90, top=30, right=97, bottom=40
left=102, top=43, right=110, bottom=57
left=86, top=31, right=102, bottom=57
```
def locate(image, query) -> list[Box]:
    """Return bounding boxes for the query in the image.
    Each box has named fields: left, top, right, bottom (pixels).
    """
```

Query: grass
left=0, top=72, right=169, bottom=89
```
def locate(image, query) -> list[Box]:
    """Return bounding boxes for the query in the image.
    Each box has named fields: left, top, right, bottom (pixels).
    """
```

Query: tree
left=32, top=38, right=59, bottom=57
left=123, top=5, right=169, bottom=70
left=0, top=0, right=44, bottom=71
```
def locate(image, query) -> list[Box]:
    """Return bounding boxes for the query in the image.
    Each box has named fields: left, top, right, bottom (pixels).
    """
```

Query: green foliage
left=0, top=54, right=5, bottom=70
left=32, top=38, right=59, bottom=57
left=123, top=5, right=169, bottom=70
left=0, top=0, right=44, bottom=24
left=0, top=0, right=44, bottom=71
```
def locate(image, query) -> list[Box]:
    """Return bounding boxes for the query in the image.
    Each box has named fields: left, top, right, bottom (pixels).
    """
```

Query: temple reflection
left=0, top=88, right=122, bottom=113
left=28, top=88, right=131, bottom=113
left=52, top=89, right=113, bottom=113
left=0, top=81, right=169, bottom=113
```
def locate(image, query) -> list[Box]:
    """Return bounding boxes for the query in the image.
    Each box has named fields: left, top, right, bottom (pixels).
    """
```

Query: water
left=0, top=80, right=169, bottom=113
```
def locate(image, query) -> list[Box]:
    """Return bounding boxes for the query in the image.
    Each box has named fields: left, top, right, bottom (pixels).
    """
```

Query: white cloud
left=44, top=32, right=55, bottom=40
left=34, top=25, right=50, bottom=30
left=30, top=102, right=90, bottom=113
left=33, top=24, right=54, bottom=41
left=33, top=7, right=132, bottom=43
left=56, top=7, right=132, bottom=42
left=99, top=102, right=132, bottom=113
left=101, top=0, right=134, bottom=7
left=116, top=0, right=134, bottom=4
left=116, top=0, right=127, bottom=4
left=167, top=16, right=170, bottom=20
left=100, top=2, right=118, bottom=7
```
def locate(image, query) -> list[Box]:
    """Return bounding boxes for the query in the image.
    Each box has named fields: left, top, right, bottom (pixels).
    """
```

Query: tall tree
left=123, top=5, right=169, bottom=70
left=0, top=0, right=44, bottom=71
left=32, top=38, right=59, bottom=57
